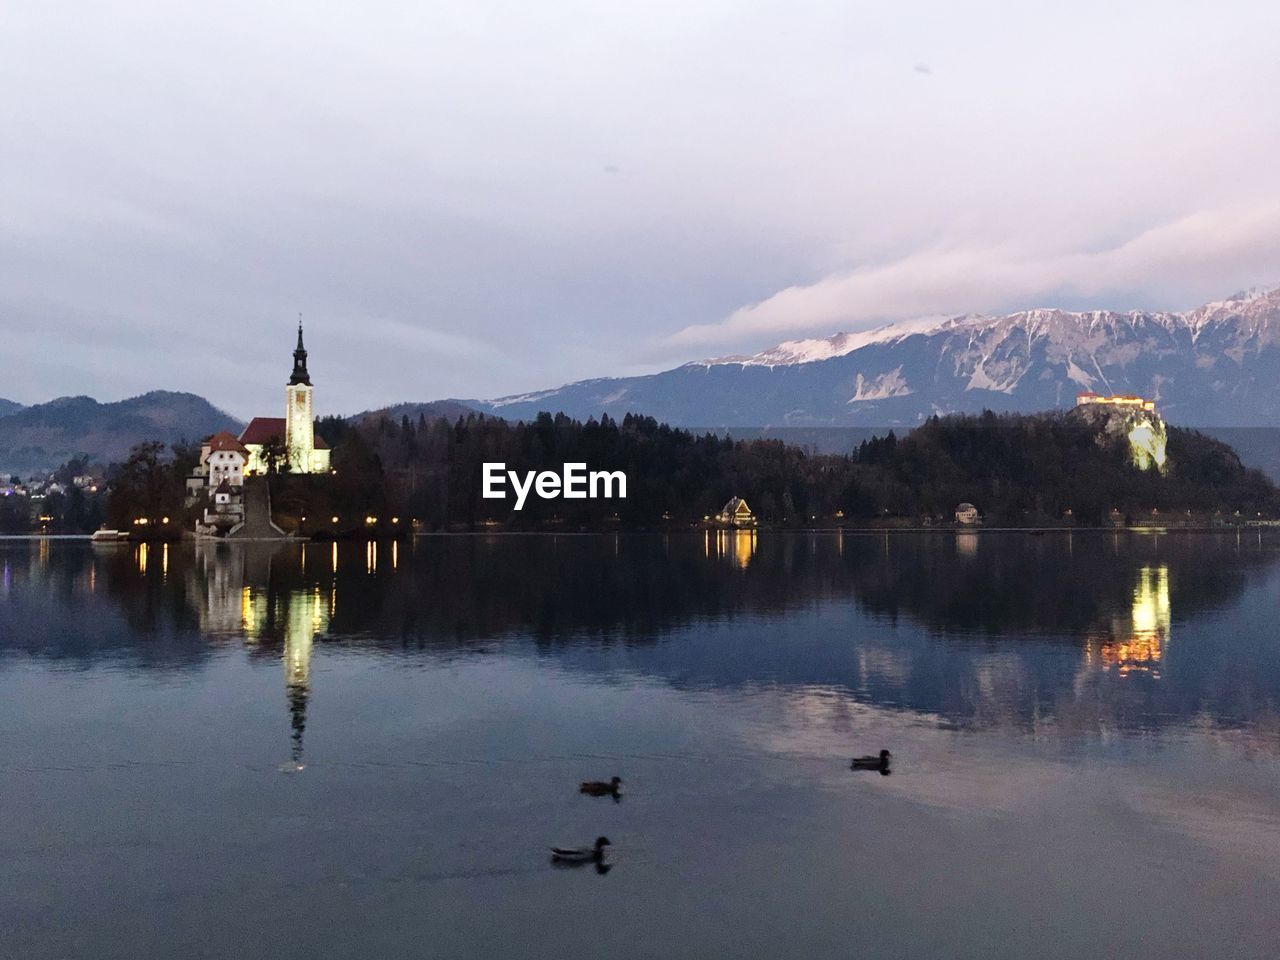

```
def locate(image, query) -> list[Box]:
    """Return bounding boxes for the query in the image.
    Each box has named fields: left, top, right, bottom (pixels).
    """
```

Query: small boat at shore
left=90, top=528, right=129, bottom=543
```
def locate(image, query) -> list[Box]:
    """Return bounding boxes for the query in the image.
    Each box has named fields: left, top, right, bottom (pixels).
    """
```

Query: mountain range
left=7, top=287, right=1280, bottom=476
left=0, top=392, right=240, bottom=476
left=459, top=287, right=1280, bottom=428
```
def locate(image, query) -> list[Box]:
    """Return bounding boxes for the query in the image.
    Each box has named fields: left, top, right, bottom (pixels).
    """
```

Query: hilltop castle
left=1075, top=392, right=1156, bottom=414
left=1073, top=392, right=1167, bottom=473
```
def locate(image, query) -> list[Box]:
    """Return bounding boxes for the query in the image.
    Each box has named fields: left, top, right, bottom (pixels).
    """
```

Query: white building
left=955, top=502, right=980, bottom=525
left=202, top=432, right=248, bottom=487
left=1075, top=392, right=1156, bottom=413
left=193, top=478, right=246, bottom=535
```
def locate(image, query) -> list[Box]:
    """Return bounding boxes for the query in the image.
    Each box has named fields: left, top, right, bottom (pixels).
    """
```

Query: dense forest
left=246, top=408, right=1280, bottom=533
left=77, top=407, right=1280, bottom=536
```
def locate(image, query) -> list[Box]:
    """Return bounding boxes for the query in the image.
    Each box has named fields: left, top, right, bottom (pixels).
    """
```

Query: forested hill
left=295, top=408, right=1279, bottom=530
left=0, top=392, right=240, bottom=475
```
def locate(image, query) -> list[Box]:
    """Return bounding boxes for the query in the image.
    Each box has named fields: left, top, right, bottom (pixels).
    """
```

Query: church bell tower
left=285, top=320, right=315, bottom=472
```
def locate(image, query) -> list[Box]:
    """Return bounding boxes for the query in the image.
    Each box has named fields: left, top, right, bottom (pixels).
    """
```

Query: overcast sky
left=3, top=1, right=1279, bottom=418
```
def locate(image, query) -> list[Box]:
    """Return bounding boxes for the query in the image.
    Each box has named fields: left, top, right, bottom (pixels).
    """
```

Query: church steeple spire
left=289, top=316, right=311, bottom=386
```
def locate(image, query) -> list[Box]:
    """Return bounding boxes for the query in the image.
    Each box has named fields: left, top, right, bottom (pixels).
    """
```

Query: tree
left=0, top=493, right=29, bottom=533
left=261, top=436, right=290, bottom=476
left=105, top=441, right=184, bottom=531
left=53, top=454, right=91, bottom=487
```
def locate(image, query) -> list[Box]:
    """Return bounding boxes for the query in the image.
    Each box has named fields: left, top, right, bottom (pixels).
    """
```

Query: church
left=240, top=323, right=331, bottom=475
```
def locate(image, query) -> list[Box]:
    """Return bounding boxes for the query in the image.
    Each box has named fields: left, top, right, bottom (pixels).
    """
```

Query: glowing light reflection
left=1084, top=565, right=1171, bottom=677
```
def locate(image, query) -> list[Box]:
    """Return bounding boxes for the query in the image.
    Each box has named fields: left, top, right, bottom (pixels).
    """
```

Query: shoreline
left=4, top=524, right=1278, bottom=543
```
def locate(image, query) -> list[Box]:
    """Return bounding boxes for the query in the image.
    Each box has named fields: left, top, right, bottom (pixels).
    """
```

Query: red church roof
left=239, top=417, right=286, bottom=445
left=205, top=431, right=248, bottom=455
left=239, top=417, right=330, bottom=449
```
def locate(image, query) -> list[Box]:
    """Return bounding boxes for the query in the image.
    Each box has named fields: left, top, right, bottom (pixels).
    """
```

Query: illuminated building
left=716, top=496, right=757, bottom=528
left=241, top=323, right=332, bottom=476
left=1075, top=392, right=1156, bottom=412
left=1074, top=393, right=1167, bottom=473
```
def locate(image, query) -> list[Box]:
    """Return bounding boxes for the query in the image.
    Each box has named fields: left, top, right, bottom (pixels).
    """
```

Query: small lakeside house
left=717, top=497, right=757, bottom=528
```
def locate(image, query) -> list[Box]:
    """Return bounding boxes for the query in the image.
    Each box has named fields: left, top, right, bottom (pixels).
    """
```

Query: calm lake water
left=3, top=531, right=1280, bottom=959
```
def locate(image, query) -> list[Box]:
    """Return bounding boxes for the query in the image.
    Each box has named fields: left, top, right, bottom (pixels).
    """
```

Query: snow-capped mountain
left=462, top=288, right=1280, bottom=427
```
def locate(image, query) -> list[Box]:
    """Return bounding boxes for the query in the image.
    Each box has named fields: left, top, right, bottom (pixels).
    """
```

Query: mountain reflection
left=1, top=531, right=1278, bottom=741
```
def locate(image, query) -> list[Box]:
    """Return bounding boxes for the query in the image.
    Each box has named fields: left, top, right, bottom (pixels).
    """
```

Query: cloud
left=668, top=204, right=1280, bottom=348
left=3, top=1, right=1280, bottom=401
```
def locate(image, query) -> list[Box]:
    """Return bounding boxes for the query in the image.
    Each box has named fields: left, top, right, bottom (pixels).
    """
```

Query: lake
left=2, top=531, right=1279, bottom=959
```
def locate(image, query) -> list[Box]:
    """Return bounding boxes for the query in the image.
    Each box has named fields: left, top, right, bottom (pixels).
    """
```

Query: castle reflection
left=1083, top=565, right=1171, bottom=677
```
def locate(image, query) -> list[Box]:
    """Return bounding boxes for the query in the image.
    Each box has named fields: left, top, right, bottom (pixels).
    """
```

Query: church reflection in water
left=189, top=544, right=331, bottom=770
left=1083, top=565, right=1171, bottom=677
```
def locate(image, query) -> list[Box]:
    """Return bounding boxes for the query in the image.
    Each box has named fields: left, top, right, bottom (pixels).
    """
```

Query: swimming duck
left=550, top=836, right=611, bottom=864
left=851, top=749, right=892, bottom=772
left=579, top=776, right=623, bottom=797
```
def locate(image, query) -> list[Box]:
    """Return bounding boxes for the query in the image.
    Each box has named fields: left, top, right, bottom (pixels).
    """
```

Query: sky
left=2, top=0, right=1279, bottom=419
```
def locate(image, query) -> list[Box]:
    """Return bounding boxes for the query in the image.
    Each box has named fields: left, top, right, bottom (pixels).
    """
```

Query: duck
left=579, top=776, right=623, bottom=797
left=851, top=749, right=892, bottom=773
left=550, top=836, right=611, bottom=865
